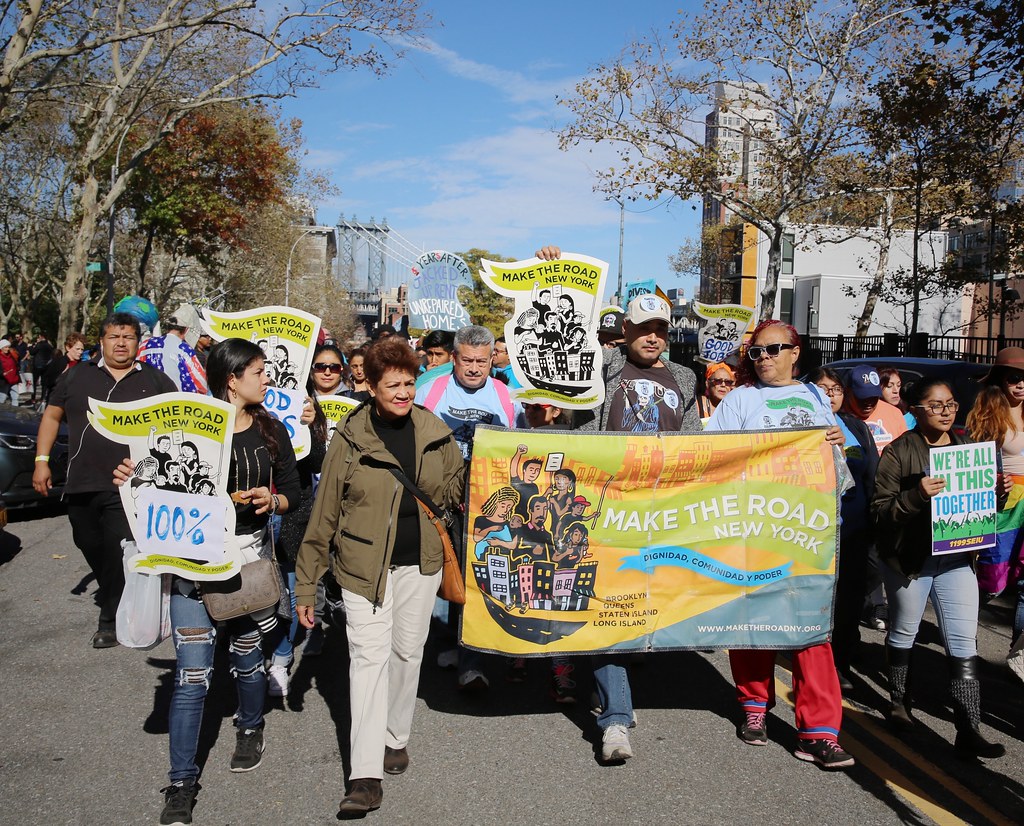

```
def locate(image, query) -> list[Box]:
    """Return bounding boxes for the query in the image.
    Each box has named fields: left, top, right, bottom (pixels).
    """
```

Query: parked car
left=0, top=403, right=68, bottom=508
left=816, top=357, right=989, bottom=427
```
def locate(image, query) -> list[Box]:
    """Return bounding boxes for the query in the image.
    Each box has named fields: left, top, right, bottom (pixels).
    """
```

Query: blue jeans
left=593, top=656, right=633, bottom=729
left=881, top=554, right=979, bottom=658
left=168, top=579, right=266, bottom=783
left=269, top=568, right=300, bottom=668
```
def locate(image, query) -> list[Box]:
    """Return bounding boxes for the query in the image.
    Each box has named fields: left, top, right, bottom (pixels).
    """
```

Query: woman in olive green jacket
left=296, top=337, right=464, bottom=815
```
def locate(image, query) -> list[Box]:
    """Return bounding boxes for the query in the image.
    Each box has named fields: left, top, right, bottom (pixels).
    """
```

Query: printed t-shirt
left=705, top=382, right=837, bottom=432
left=859, top=399, right=907, bottom=454
left=415, top=375, right=520, bottom=461
left=605, top=361, right=684, bottom=433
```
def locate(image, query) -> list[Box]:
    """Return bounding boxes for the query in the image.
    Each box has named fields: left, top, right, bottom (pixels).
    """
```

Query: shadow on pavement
left=0, top=528, right=22, bottom=566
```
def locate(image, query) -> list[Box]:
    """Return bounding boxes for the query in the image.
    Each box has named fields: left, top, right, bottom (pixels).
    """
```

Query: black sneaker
left=160, top=779, right=198, bottom=825
left=230, top=727, right=265, bottom=772
left=794, top=738, right=855, bottom=769
left=739, top=711, right=768, bottom=746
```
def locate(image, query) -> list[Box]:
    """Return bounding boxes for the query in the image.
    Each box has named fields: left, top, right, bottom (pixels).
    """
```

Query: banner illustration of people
left=479, top=253, right=609, bottom=409
left=88, top=393, right=241, bottom=581
left=408, top=250, right=474, bottom=331
left=461, top=426, right=840, bottom=655
left=693, top=302, right=755, bottom=364
left=201, top=305, right=321, bottom=458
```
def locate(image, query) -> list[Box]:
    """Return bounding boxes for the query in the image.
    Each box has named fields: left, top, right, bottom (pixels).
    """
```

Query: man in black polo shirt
left=33, top=312, right=177, bottom=648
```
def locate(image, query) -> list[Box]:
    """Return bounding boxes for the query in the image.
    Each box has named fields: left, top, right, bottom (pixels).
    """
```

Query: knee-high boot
left=885, top=645, right=914, bottom=731
left=949, top=656, right=1005, bottom=759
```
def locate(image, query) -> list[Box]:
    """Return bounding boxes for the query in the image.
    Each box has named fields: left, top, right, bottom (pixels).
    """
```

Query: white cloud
left=409, top=36, right=577, bottom=106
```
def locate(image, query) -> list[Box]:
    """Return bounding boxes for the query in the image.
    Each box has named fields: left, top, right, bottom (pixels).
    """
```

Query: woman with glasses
left=696, top=362, right=735, bottom=423
left=706, top=320, right=854, bottom=769
left=966, top=347, right=1024, bottom=679
left=808, top=367, right=879, bottom=691
left=872, top=377, right=1005, bottom=758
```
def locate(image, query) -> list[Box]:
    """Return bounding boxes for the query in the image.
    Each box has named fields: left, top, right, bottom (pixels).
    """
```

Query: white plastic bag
left=116, top=540, right=171, bottom=649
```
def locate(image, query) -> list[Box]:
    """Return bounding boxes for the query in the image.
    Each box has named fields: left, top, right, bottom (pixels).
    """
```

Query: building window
left=780, top=287, right=794, bottom=324
left=782, top=233, right=795, bottom=275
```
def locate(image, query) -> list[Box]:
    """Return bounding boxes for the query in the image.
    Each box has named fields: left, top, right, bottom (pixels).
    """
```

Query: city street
left=2, top=509, right=1022, bottom=825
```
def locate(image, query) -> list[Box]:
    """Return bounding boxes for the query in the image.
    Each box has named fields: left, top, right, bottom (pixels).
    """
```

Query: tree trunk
left=759, top=225, right=784, bottom=321
left=855, top=191, right=895, bottom=337
left=59, top=173, right=102, bottom=342
left=910, top=172, right=923, bottom=337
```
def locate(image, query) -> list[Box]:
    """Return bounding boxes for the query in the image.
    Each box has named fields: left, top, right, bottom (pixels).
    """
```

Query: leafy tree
left=121, top=105, right=295, bottom=287
left=20, top=0, right=428, bottom=342
left=559, top=0, right=909, bottom=321
left=454, top=248, right=515, bottom=337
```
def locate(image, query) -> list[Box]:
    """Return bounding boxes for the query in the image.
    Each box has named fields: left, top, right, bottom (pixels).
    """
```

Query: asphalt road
left=2, top=509, right=1023, bottom=826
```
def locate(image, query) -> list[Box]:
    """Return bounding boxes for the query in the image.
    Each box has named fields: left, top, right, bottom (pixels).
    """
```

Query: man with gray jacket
left=536, top=246, right=701, bottom=764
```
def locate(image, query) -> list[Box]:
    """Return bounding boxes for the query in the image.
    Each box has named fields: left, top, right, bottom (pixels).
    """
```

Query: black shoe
left=160, top=779, right=198, bottom=825
left=955, top=728, right=1006, bottom=759
left=384, top=746, right=409, bottom=775
left=230, top=727, right=265, bottom=772
left=339, top=778, right=383, bottom=813
left=91, top=628, right=118, bottom=648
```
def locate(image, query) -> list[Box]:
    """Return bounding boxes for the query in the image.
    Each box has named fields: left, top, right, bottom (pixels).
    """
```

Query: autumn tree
left=120, top=104, right=295, bottom=290
left=16, top=0, right=427, bottom=341
left=559, top=0, right=909, bottom=321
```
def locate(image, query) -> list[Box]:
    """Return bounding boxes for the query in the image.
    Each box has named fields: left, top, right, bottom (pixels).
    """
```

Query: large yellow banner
left=461, top=426, right=839, bottom=655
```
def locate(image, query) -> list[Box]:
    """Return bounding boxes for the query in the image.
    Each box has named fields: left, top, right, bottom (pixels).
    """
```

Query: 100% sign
left=134, top=488, right=227, bottom=562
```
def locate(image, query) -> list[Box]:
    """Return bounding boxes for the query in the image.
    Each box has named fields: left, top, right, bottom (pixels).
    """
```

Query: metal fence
left=803, top=333, right=1024, bottom=365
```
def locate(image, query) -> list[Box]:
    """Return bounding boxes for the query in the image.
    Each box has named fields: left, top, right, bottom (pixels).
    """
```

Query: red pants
left=730, top=642, right=842, bottom=741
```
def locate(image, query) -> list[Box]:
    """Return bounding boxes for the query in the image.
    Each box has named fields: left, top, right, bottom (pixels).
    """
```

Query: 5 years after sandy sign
left=88, top=392, right=242, bottom=581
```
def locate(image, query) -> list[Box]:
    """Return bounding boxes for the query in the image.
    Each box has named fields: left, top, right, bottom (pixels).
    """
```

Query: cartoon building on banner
left=87, top=393, right=242, bottom=581
left=408, top=250, right=473, bottom=330
left=201, top=306, right=321, bottom=459
left=479, top=253, right=609, bottom=409
left=693, top=302, right=755, bottom=364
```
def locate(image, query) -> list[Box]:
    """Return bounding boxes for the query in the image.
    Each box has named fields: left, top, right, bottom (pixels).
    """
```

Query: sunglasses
left=1003, top=372, right=1024, bottom=385
left=747, top=343, right=796, bottom=361
left=708, top=378, right=735, bottom=387
left=524, top=403, right=552, bottom=411
left=313, top=362, right=342, bottom=374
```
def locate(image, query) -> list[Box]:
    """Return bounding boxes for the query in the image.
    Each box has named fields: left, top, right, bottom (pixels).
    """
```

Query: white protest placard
left=693, top=302, right=755, bottom=364
left=408, top=250, right=473, bottom=330
left=930, top=441, right=998, bottom=555
left=134, top=488, right=229, bottom=563
left=263, top=386, right=312, bottom=459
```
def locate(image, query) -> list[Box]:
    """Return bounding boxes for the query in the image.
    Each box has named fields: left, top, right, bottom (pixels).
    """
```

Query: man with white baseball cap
left=536, top=247, right=700, bottom=764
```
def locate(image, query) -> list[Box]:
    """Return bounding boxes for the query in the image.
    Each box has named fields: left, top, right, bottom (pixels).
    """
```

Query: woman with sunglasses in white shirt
left=706, top=320, right=854, bottom=770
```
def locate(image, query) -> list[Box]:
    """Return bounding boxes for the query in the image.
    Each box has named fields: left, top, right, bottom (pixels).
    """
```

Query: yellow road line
left=772, top=675, right=1014, bottom=826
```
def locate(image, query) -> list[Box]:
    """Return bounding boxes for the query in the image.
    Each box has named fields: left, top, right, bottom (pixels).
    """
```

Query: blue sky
left=278, top=1, right=704, bottom=302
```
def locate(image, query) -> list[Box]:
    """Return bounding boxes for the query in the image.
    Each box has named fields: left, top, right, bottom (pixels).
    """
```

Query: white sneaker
left=601, top=723, right=634, bottom=762
left=437, top=649, right=459, bottom=669
left=457, top=669, right=489, bottom=692
left=267, top=664, right=289, bottom=697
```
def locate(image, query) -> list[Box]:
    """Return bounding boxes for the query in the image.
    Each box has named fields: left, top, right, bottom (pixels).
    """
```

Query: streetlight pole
left=285, top=227, right=316, bottom=307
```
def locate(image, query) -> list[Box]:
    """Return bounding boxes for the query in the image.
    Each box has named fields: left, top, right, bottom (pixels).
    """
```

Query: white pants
left=343, top=565, right=441, bottom=779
